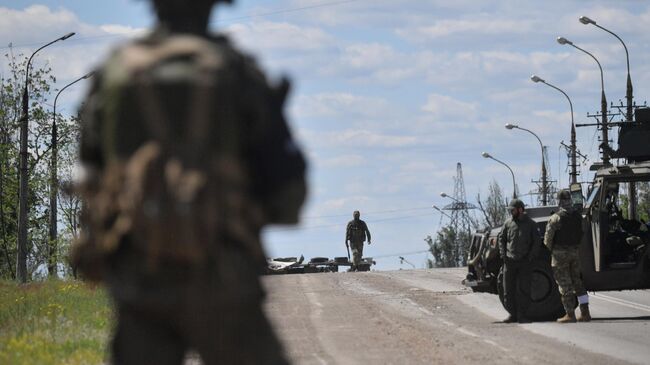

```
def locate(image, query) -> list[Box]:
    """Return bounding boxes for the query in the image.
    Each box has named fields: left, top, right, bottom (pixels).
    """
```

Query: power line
left=1, top=0, right=360, bottom=51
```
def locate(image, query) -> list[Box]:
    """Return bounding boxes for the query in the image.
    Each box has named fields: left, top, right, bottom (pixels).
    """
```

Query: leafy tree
left=0, top=51, right=78, bottom=280
left=476, top=179, right=507, bottom=228
left=426, top=226, right=465, bottom=268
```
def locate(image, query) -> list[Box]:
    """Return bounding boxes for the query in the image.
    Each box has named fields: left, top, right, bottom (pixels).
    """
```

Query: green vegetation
left=0, top=280, right=113, bottom=365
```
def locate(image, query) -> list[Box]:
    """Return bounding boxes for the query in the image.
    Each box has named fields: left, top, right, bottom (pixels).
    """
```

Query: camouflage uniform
left=544, top=203, right=588, bottom=322
left=345, top=211, right=371, bottom=269
left=499, top=199, right=541, bottom=322
left=76, top=19, right=306, bottom=365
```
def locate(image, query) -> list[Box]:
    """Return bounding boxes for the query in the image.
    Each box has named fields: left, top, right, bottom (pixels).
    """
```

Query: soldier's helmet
left=557, top=189, right=571, bottom=201
left=508, top=199, right=525, bottom=210
left=353, top=210, right=360, bottom=219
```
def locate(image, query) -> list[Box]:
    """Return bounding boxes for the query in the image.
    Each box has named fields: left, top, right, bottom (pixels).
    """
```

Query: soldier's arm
left=241, top=57, right=307, bottom=225
left=544, top=215, right=559, bottom=251
left=498, top=224, right=507, bottom=259
left=364, top=222, right=371, bottom=243
left=345, top=222, right=351, bottom=245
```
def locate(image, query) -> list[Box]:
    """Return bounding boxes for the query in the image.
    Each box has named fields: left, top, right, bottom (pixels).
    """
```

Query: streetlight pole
left=48, top=71, right=92, bottom=277
left=505, top=123, right=548, bottom=205
left=557, top=36, right=610, bottom=166
left=579, top=16, right=636, bottom=219
left=530, top=75, right=578, bottom=184
left=579, top=16, right=633, bottom=122
left=16, top=32, right=75, bottom=283
left=432, top=205, right=453, bottom=220
left=482, top=152, right=517, bottom=199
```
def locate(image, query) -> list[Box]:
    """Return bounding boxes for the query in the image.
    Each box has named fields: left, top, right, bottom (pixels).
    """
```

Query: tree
left=0, top=51, right=78, bottom=281
left=477, top=179, right=507, bottom=228
left=425, top=225, right=469, bottom=268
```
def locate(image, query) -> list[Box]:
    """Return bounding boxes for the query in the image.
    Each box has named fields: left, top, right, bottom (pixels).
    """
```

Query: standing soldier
left=499, top=199, right=541, bottom=323
left=544, top=189, right=590, bottom=323
left=345, top=211, right=371, bottom=271
left=71, top=0, right=306, bottom=364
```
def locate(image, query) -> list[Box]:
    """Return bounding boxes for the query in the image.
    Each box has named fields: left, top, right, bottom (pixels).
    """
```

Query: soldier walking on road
left=499, top=199, right=541, bottom=323
left=71, top=0, right=306, bottom=363
left=544, top=189, right=591, bottom=323
left=346, top=211, right=371, bottom=271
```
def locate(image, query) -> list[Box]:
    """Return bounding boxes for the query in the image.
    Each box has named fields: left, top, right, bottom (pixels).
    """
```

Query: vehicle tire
left=497, top=259, right=565, bottom=321
left=309, top=257, right=329, bottom=264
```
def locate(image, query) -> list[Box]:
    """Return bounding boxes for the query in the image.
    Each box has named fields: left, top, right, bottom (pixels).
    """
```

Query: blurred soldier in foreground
left=345, top=211, right=371, bottom=271
left=499, top=199, right=541, bottom=323
left=544, top=189, right=590, bottom=323
left=71, top=0, right=306, bottom=363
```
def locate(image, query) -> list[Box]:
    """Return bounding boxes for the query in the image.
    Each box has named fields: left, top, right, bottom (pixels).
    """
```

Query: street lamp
left=557, top=36, right=610, bottom=166
left=579, top=16, right=637, bottom=219
left=432, top=205, right=453, bottom=219
left=482, top=152, right=517, bottom=199
left=579, top=16, right=633, bottom=122
left=504, top=123, right=548, bottom=205
left=17, top=32, right=75, bottom=283
left=48, top=71, right=93, bottom=277
left=531, top=75, right=578, bottom=184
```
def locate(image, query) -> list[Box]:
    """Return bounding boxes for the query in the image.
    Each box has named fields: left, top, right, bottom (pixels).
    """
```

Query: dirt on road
left=263, top=269, right=630, bottom=365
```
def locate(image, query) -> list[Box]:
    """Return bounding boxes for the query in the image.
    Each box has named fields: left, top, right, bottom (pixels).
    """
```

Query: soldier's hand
left=368, top=241, right=371, bottom=245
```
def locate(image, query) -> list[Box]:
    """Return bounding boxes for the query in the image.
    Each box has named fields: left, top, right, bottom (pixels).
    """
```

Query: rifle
left=345, top=241, right=350, bottom=261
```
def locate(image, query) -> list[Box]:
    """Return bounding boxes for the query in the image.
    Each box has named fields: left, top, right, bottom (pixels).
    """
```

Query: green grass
left=0, top=279, right=113, bottom=365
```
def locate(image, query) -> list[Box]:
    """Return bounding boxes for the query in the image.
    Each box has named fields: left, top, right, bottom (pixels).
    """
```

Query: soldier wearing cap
left=544, top=189, right=590, bottom=323
left=345, top=210, right=371, bottom=271
left=74, top=0, right=306, bottom=363
left=499, top=199, right=542, bottom=323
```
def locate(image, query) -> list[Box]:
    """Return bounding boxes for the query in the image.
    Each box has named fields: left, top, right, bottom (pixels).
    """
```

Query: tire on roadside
left=496, top=258, right=565, bottom=321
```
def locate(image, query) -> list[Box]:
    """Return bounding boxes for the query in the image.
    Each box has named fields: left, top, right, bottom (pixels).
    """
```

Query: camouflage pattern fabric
left=545, top=207, right=586, bottom=313
left=75, top=28, right=305, bottom=365
left=551, top=247, right=587, bottom=311
left=350, top=241, right=364, bottom=267
left=346, top=218, right=370, bottom=268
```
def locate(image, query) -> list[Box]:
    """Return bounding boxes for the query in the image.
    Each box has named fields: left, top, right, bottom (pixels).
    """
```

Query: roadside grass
left=0, top=279, right=113, bottom=365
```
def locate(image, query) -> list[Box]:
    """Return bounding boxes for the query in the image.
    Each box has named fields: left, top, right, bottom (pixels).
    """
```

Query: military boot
left=556, top=310, right=577, bottom=323
left=578, top=304, right=591, bottom=322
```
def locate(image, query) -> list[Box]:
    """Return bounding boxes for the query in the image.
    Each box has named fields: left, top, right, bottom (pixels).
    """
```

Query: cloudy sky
left=2, top=0, right=650, bottom=270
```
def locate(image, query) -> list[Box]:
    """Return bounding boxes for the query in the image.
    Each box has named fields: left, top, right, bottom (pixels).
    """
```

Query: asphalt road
left=262, top=268, right=650, bottom=365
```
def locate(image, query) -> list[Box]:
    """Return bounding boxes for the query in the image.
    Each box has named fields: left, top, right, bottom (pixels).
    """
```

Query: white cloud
left=421, top=93, right=478, bottom=121
left=226, top=21, right=334, bottom=52
left=293, top=92, right=394, bottom=120
left=397, top=17, right=535, bottom=41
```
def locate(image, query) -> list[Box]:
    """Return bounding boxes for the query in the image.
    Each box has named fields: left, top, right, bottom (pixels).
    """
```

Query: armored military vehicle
left=464, top=107, right=650, bottom=320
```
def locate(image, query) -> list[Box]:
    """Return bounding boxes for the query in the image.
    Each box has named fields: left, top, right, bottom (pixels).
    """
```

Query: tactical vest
left=553, top=210, right=583, bottom=248
left=348, top=220, right=367, bottom=242
left=72, top=34, right=267, bottom=278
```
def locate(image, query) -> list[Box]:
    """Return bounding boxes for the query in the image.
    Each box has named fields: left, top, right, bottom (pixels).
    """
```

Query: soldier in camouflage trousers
left=346, top=211, right=371, bottom=271
left=544, top=190, right=591, bottom=323
left=73, top=0, right=306, bottom=363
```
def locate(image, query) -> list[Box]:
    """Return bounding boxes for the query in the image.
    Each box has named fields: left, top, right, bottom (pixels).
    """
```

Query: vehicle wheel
left=497, top=259, right=565, bottom=321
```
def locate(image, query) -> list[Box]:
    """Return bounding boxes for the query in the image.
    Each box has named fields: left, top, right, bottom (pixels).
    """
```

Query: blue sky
left=2, top=0, right=650, bottom=270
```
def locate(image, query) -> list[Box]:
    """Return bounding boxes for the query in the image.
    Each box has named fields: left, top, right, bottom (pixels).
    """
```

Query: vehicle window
left=585, top=184, right=600, bottom=209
